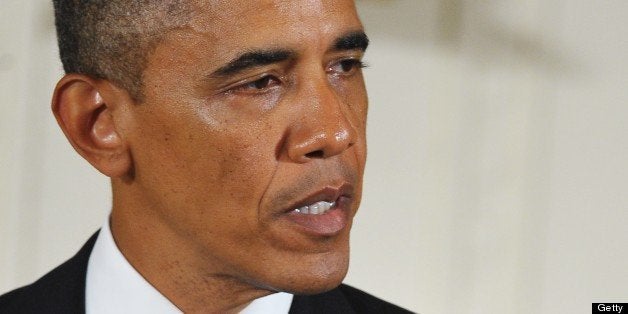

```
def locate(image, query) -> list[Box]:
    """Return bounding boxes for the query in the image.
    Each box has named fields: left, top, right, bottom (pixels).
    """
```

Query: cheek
left=129, top=105, right=280, bottom=223
left=177, top=126, right=284, bottom=252
left=187, top=131, right=277, bottom=207
left=205, top=139, right=277, bottom=205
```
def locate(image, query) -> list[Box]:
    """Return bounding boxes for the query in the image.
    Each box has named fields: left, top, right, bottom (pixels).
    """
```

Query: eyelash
left=328, top=59, right=367, bottom=75
left=229, top=74, right=282, bottom=94
left=228, top=58, right=367, bottom=94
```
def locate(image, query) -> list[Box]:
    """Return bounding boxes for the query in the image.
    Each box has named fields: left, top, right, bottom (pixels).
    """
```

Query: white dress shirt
left=85, top=218, right=293, bottom=314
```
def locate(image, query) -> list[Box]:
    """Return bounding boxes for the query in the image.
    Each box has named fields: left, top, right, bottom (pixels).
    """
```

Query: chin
left=289, top=274, right=347, bottom=295
left=268, top=252, right=350, bottom=295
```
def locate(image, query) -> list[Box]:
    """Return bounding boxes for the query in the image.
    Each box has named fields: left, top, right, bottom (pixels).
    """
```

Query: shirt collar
left=85, top=217, right=293, bottom=314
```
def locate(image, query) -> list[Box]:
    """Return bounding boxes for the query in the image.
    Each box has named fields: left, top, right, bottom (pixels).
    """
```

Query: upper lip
left=284, top=183, right=354, bottom=213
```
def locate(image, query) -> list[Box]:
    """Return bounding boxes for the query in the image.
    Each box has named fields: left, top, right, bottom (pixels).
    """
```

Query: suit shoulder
left=338, top=284, right=415, bottom=314
left=0, top=286, right=30, bottom=313
left=0, top=232, right=99, bottom=314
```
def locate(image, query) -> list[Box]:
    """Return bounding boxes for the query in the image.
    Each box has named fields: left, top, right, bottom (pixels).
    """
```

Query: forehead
left=184, top=0, right=362, bottom=51
left=188, top=0, right=359, bottom=26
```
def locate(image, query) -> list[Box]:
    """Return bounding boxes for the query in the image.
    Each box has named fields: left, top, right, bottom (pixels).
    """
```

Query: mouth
left=281, top=183, right=354, bottom=237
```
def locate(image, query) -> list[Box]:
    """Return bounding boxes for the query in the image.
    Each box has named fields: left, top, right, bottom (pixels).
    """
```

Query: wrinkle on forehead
left=184, top=0, right=360, bottom=35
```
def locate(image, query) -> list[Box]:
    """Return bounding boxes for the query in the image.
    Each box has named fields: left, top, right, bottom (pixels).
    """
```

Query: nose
left=285, top=82, right=358, bottom=163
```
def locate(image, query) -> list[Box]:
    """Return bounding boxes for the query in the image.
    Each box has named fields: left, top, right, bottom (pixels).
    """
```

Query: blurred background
left=1, top=1, right=627, bottom=313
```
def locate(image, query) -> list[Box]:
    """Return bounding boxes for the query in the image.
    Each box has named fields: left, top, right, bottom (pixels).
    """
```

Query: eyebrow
left=332, top=31, right=370, bottom=52
left=209, top=31, right=370, bottom=79
left=211, top=49, right=294, bottom=78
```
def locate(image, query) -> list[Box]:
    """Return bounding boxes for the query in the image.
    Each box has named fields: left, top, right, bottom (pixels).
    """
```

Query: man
left=1, top=0, right=412, bottom=313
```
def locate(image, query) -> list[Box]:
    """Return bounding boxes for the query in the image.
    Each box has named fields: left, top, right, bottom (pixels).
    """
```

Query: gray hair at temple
left=52, top=0, right=192, bottom=99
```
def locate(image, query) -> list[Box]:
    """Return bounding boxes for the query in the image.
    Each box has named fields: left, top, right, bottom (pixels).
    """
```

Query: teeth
left=310, top=203, right=321, bottom=214
left=294, top=201, right=335, bottom=215
left=298, top=206, right=309, bottom=214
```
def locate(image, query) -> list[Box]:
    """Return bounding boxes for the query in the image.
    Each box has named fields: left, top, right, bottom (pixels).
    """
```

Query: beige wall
left=2, top=1, right=628, bottom=313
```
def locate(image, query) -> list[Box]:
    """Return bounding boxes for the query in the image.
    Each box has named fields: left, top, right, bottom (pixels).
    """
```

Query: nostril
left=305, top=150, right=325, bottom=159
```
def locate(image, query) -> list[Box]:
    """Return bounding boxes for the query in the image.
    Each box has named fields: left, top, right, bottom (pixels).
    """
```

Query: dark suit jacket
left=0, top=233, right=413, bottom=313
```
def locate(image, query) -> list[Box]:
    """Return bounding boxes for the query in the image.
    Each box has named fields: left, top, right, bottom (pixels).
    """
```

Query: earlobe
left=52, top=74, right=133, bottom=178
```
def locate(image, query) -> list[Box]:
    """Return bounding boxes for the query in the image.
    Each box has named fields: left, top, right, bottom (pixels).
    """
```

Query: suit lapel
left=289, top=286, right=356, bottom=314
left=37, top=231, right=99, bottom=314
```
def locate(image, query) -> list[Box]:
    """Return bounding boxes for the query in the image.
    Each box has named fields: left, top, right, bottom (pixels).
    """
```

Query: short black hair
left=52, top=0, right=191, bottom=99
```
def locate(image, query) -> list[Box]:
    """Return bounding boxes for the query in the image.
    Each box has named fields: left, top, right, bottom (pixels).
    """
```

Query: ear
left=52, top=74, right=133, bottom=178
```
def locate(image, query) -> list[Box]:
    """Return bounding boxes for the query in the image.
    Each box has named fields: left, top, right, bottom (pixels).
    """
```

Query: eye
left=328, top=59, right=366, bottom=76
left=232, top=75, right=281, bottom=93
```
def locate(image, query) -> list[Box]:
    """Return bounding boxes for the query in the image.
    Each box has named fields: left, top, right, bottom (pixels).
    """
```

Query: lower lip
left=284, top=199, right=349, bottom=236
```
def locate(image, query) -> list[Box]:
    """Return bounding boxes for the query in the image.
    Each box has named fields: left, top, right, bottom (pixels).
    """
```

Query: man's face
left=120, top=0, right=367, bottom=294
